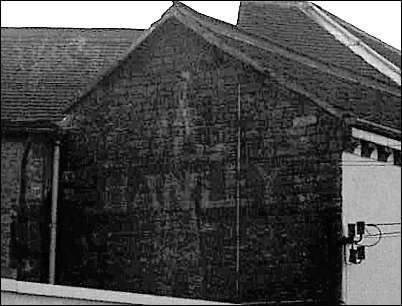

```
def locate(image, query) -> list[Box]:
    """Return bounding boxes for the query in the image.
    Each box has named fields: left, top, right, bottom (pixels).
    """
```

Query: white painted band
left=352, top=128, right=401, bottom=151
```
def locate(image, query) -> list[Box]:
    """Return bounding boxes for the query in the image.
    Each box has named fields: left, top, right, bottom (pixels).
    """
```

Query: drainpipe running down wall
left=49, top=140, right=60, bottom=284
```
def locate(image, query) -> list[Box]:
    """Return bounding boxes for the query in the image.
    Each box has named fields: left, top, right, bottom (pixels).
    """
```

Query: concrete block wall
left=61, top=17, right=345, bottom=303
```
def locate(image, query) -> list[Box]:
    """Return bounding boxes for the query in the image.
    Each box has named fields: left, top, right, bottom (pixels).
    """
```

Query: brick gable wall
left=61, top=17, right=345, bottom=303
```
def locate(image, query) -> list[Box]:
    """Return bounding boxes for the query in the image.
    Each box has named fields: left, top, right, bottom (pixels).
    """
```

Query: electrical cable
left=341, top=160, right=399, bottom=166
left=365, top=235, right=400, bottom=239
left=365, top=227, right=373, bottom=235
left=365, top=231, right=401, bottom=237
left=361, top=224, right=382, bottom=247
left=342, top=160, right=393, bottom=162
left=372, top=222, right=401, bottom=226
left=373, top=235, right=400, bottom=239
left=341, top=164, right=398, bottom=167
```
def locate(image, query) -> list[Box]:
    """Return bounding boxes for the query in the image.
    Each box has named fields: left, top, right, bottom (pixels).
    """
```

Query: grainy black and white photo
left=1, top=1, right=401, bottom=305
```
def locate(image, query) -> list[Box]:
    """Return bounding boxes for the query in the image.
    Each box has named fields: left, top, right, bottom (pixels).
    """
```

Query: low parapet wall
left=1, top=278, right=233, bottom=305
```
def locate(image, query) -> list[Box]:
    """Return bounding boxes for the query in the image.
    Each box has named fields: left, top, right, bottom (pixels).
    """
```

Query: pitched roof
left=1, top=27, right=143, bottom=122
left=2, top=2, right=400, bottom=137
left=237, top=1, right=401, bottom=86
left=66, top=1, right=401, bottom=138
left=323, top=8, right=401, bottom=69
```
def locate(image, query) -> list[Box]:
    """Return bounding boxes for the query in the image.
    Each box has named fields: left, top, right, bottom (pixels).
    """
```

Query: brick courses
left=1, top=135, right=53, bottom=282
left=61, top=18, right=345, bottom=303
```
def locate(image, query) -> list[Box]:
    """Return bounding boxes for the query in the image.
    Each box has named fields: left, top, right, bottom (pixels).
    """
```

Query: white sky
left=1, top=1, right=401, bottom=50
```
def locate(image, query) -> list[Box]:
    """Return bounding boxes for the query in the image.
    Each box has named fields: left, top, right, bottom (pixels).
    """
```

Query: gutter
left=351, top=128, right=401, bottom=151
left=345, top=117, right=402, bottom=141
left=49, top=140, right=60, bottom=284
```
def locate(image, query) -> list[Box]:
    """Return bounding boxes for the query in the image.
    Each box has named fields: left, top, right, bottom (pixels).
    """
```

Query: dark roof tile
left=237, top=1, right=400, bottom=86
left=1, top=27, right=143, bottom=121
left=322, top=8, right=401, bottom=69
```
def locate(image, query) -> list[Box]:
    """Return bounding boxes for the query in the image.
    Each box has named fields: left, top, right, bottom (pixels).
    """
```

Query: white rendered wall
left=342, top=152, right=401, bottom=305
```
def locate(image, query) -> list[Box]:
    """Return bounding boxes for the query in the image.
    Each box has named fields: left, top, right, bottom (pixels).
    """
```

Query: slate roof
left=1, top=27, right=143, bottom=122
left=237, top=1, right=401, bottom=87
left=323, top=8, right=401, bottom=69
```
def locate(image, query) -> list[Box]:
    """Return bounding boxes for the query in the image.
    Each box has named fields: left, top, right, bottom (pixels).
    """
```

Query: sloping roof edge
left=237, top=1, right=401, bottom=81
left=302, top=2, right=401, bottom=86
left=65, top=1, right=401, bottom=114
left=192, top=4, right=400, bottom=96
left=63, top=1, right=400, bottom=139
left=63, top=1, right=346, bottom=119
left=180, top=2, right=400, bottom=95
left=62, top=4, right=177, bottom=114
left=317, top=7, right=401, bottom=56
left=1, top=27, right=144, bottom=122
left=171, top=3, right=344, bottom=119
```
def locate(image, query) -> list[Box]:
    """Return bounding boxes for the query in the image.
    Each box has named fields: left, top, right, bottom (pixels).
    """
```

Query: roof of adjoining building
left=237, top=1, right=401, bottom=82
left=322, top=7, right=401, bottom=69
left=67, top=1, right=401, bottom=137
left=1, top=2, right=401, bottom=137
left=234, top=1, right=401, bottom=133
left=1, top=27, right=143, bottom=122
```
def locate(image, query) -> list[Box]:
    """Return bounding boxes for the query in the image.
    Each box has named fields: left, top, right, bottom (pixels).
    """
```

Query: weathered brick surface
left=1, top=136, right=52, bottom=282
left=61, top=18, right=345, bottom=303
left=1, top=138, right=23, bottom=278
